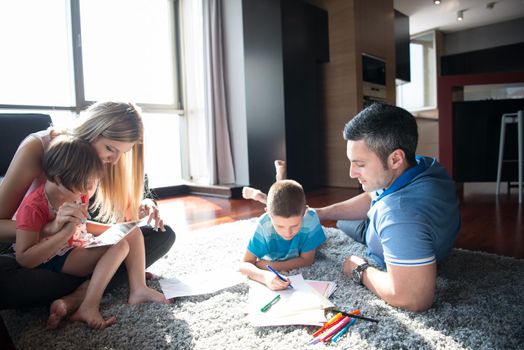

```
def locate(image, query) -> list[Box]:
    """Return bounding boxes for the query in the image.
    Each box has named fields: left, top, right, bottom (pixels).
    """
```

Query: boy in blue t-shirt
left=240, top=179, right=326, bottom=291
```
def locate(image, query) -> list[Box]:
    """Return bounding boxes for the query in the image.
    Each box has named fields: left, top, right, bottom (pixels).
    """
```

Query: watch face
left=352, top=268, right=360, bottom=284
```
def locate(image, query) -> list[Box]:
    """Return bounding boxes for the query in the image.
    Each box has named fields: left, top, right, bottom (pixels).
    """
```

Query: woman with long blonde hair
left=0, top=102, right=176, bottom=325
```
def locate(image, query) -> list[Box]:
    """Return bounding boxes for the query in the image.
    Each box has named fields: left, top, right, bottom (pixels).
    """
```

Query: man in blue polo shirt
left=316, top=103, right=460, bottom=312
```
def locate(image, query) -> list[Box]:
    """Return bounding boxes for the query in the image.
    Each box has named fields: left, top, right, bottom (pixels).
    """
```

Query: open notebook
left=247, top=274, right=334, bottom=327
left=306, top=280, right=337, bottom=299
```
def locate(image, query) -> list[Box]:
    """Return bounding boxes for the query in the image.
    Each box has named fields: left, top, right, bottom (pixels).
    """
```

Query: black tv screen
left=362, top=54, right=386, bottom=86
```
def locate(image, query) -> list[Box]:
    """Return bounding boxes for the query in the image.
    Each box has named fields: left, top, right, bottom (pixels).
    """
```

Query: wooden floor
left=1, top=186, right=523, bottom=349
left=157, top=186, right=524, bottom=259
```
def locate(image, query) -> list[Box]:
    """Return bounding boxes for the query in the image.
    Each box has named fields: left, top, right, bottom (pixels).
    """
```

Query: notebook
left=247, top=274, right=335, bottom=327
left=306, top=280, right=337, bottom=298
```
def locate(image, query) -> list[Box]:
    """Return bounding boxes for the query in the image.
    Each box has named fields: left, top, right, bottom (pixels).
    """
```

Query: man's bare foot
left=242, top=187, right=267, bottom=204
left=47, top=280, right=89, bottom=329
left=70, top=306, right=117, bottom=330
left=128, top=286, right=170, bottom=305
left=274, top=160, right=286, bottom=181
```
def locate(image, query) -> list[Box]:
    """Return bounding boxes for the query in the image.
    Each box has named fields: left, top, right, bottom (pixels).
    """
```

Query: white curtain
left=181, top=0, right=235, bottom=185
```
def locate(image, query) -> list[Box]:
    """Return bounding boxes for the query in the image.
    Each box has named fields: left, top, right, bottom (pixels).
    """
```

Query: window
left=0, top=1, right=75, bottom=106
left=0, top=0, right=183, bottom=187
left=80, top=0, right=178, bottom=106
left=396, top=31, right=437, bottom=112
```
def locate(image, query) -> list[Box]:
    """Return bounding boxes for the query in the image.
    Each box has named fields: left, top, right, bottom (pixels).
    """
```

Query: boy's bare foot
left=70, top=306, right=117, bottom=330
left=274, top=160, right=286, bottom=181
left=242, top=187, right=267, bottom=204
left=128, top=286, right=170, bottom=305
left=47, top=280, right=89, bottom=329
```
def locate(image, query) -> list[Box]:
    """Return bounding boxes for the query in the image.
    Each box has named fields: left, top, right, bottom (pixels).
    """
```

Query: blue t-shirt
left=247, top=208, right=326, bottom=261
left=365, top=156, right=460, bottom=269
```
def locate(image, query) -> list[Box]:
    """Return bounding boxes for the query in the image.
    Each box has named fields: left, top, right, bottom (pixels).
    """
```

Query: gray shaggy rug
left=2, top=220, right=523, bottom=350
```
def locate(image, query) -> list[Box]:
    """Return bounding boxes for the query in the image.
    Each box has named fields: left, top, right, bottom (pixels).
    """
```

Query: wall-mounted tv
left=362, top=54, right=386, bottom=86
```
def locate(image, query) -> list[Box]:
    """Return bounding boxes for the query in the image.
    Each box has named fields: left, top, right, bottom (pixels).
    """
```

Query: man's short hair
left=43, top=135, right=104, bottom=193
left=343, top=103, right=418, bottom=168
left=267, top=180, right=306, bottom=218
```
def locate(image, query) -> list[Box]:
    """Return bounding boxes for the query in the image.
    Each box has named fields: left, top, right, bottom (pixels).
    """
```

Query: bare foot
left=70, top=306, right=117, bottom=330
left=274, top=160, right=286, bottom=181
left=128, top=286, right=170, bottom=305
left=47, top=280, right=89, bottom=329
left=242, top=187, right=267, bottom=204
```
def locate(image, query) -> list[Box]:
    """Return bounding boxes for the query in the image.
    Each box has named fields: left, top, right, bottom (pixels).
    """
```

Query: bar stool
left=496, top=110, right=523, bottom=203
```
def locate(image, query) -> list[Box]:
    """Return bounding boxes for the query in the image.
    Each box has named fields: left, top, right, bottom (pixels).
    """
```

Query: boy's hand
left=264, top=271, right=291, bottom=291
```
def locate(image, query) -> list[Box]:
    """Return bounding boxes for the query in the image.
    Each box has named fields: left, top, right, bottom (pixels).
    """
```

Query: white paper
left=159, top=271, right=247, bottom=299
left=247, top=274, right=334, bottom=327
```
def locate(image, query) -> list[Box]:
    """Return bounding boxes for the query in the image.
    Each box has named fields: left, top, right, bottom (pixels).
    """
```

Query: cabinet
left=242, top=0, right=329, bottom=193
left=453, top=99, right=524, bottom=182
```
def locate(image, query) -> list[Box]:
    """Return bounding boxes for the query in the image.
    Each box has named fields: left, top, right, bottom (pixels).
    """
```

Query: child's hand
left=264, top=271, right=291, bottom=291
left=41, top=202, right=86, bottom=238
left=60, top=222, right=78, bottom=240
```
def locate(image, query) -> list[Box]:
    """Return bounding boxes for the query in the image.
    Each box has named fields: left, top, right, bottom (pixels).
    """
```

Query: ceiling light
left=433, top=0, right=441, bottom=4
left=457, top=10, right=464, bottom=21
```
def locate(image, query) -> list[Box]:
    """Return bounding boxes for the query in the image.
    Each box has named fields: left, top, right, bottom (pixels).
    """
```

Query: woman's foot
left=70, top=305, right=117, bottom=330
left=274, top=160, right=286, bottom=181
left=128, top=286, right=170, bottom=305
left=242, top=187, right=267, bottom=204
left=47, top=280, right=89, bottom=329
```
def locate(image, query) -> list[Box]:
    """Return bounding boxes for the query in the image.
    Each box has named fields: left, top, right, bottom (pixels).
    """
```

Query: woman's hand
left=41, top=202, right=88, bottom=237
left=139, top=199, right=165, bottom=232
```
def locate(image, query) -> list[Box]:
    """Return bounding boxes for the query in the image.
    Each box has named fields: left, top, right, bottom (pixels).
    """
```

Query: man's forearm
left=315, top=192, right=371, bottom=221
left=362, top=266, right=435, bottom=312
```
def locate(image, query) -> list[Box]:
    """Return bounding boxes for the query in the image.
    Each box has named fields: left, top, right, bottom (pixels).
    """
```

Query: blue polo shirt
left=365, top=156, right=461, bottom=269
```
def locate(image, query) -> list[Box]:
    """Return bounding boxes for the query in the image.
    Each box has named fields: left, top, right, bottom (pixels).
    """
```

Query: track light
left=457, top=10, right=464, bottom=21
left=433, top=0, right=441, bottom=4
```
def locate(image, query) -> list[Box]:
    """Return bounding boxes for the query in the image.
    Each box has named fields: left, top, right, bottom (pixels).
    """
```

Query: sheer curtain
left=181, top=0, right=235, bottom=185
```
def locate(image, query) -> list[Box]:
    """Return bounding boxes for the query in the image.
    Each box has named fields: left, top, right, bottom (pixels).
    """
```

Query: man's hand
left=342, top=255, right=367, bottom=277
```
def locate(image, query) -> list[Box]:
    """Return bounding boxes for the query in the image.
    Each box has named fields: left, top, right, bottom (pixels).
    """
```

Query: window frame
left=396, top=30, right=438, bottom=113
left=0, top=0, right=184, bottom=115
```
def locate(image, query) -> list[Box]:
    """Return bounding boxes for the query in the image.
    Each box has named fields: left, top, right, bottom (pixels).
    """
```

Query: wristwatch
left=352, top=261, right=370, bottom=285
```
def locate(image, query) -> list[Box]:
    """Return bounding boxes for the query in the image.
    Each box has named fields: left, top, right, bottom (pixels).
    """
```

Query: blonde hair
left=267, top=180, right=306, bottom=218
left=70, top=101, right=144, bottom=223
left=44, top=135, right=103, bottom=193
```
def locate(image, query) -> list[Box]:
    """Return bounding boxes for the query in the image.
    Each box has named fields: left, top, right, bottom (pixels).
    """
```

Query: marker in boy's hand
left=266, top=264, right=293, bottom=289
left=264, top=270, right=291, bottom=291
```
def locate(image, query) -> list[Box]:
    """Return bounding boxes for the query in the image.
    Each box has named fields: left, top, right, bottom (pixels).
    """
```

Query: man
left=316, top=103, right=460, bottom=312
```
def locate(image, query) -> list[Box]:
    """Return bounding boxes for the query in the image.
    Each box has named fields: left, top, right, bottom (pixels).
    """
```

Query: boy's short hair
left=43, top=134, right=104, bottom=193
left=267, top=180, right=306, bottom=218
